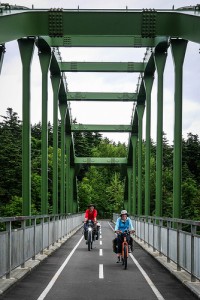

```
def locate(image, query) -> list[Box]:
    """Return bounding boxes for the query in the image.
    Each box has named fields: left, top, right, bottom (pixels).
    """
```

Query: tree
left=0, top=108, right=22, bottom=205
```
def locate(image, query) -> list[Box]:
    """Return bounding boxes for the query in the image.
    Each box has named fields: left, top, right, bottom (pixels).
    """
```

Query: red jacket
left=85, top=209, right=97, bottom=221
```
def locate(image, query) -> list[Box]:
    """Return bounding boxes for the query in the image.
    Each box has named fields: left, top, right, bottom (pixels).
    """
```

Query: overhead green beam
left=71, top=124, right=132, bottom=132
left=75, top=157, right=127, bottom=165
left=43, top=35, right=168, bottom=47
left=67, top=92, right=137, bottom=101
left=59, top=62, right=146, bottom=72
left=1, top=10, right=200, bottom=44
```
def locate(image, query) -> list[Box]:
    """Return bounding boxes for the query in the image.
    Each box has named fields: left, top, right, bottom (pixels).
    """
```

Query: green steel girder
left=75, top=157, right=127, bottom=165
left=43, top=35, right=168, bottom=47
left=67, top=92, right=138, bottom=101
left=59, top=62, right=146, bottom=72
left=71, top=124, right=132, bottom=132
left=1, top=9, right=200, bottom=44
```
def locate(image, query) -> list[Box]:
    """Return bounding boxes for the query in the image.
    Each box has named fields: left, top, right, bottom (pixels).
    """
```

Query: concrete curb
left=0, top=224, right=83, bottom=295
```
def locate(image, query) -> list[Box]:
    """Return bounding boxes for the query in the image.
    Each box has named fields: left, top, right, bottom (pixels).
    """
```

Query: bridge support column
left=127, top=167, right=132, bottom=214
left=38, top=48, right=52, bottom=214
left=66, top=135, right=71, bottom=213
left=144, top=74, right=154, bottom=216
left=59, top=103, right=67, bottom=213
left=18, top=38, right=35, bottom=216
left=131, top=135, right=138, bottom=215
left=137, top=104, right=145, bottom=216
left=154, top=49, right=167, bottom=217
left=70, top=168, right=75, bottom=212
left=51, top=75, right=61, bottom=214
left=171, top=39, right=188, bottom=219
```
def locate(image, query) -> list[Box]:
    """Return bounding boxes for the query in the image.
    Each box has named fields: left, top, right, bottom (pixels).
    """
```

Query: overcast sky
left=0, top=0, right=200, bottom=145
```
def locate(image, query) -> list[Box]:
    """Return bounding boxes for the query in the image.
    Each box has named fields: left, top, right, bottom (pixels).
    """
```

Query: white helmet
left=121, top=209, right=128, bottom=216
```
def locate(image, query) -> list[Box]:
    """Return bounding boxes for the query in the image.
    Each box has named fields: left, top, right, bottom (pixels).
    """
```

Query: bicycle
left=85, top=220, right=95, bottom=251
left=115, top=230, right=134, bottom=270
left=121, top=230, right=130, bottom=269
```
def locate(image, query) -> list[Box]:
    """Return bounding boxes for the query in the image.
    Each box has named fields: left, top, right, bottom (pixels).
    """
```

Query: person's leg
left=116, top=234, right=122, bottom=262
left=84, top=223, right=88, bottom=240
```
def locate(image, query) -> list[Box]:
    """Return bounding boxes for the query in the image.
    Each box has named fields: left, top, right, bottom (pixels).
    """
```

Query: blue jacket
left=115, top=217, right=134, bottom=232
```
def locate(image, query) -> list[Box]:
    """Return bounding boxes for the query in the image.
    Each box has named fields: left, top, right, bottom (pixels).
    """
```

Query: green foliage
left=0, top=108, right=22, bottom=204
left=0, top=196, right=38, bottom=217
left=78, top=140, right=127, bottom=217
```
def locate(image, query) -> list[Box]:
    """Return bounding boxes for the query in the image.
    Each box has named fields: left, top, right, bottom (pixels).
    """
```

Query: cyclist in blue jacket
left=114, top=210, right=135, bottom=263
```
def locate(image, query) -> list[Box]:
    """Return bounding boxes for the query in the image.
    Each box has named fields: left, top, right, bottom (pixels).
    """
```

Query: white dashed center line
left=99, top=264, right=104, bottom=279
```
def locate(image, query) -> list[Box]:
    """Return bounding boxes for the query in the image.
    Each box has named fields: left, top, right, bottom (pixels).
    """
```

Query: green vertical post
left=154, top=50, right=167, bottom=217
left=127, top=167, right=132, bottom=214
left=137, top=104, right=145, bottom=216
left=51, top=75, right=61, bottom=214
left=171, top=39, right=188, bottom=219
left=18, top=38, right=35, bottom=216
left=38, top=50, right=51, bottom=215
left=59, top=103, right=67, bottom=214
left=131, top=135, right=138, bottom=215
left=144, top=74, right=154, bottom=216
left=65, top=135, right=71, bottom=213
left=70, top=168, right=75, bottom=212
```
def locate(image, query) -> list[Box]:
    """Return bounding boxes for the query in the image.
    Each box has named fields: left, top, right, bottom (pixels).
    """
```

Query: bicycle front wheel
left=88, top=231, right=92, bottom=251
left=123, top=245, right=128, bottom=270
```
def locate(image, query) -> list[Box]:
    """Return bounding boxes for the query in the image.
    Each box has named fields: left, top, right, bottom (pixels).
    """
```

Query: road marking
left=100, top=240, right=102, bottom=245
left=100, top=235, right=102, bottom=239
left=37, top=235, right=84, bottom=300
left=130, top=254, right=165, bottom=300
left=99, top=264, right=104, bottom=279
left=99, top=249, right=103, bottom=256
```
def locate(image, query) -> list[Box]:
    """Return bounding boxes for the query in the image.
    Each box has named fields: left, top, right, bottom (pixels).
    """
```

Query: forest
left=0, top=108, right=200, bottom=220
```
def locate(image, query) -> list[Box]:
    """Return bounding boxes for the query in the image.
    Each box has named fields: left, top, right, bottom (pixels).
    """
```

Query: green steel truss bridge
left=0, top=3, right=200, bottom=219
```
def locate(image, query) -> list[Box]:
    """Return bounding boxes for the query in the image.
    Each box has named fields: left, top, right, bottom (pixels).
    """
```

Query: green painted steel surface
left=71, top=124, right=132, bottom=132
left=59, top=62, right=146, bottom=72
left=67, top=92, right=138, bottom=101
left=1, top=9, right=200, bottom=44
left=44, top=35, right=168, bottom=47
left=75, top=157, right=127, bottom=165
left=0, top=6, right=199, bottom=219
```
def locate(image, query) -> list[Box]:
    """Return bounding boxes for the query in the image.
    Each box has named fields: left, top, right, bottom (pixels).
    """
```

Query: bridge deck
left=0, top=221, right=198, bottom=300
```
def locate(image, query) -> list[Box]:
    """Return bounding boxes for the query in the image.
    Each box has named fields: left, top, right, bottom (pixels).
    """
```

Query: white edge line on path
left=37, top=235, right=84, bottom=300
left=108, top=221, right=165, bottom=300
left=129, top=254, right=165, bottom=300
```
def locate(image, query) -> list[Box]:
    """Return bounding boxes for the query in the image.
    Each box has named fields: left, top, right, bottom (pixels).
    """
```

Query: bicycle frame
left=121, top=234, right=129, bottom=259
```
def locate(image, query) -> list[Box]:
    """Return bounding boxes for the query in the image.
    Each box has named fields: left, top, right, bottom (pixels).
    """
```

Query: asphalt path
left=0, top=221, right=197, bottom=300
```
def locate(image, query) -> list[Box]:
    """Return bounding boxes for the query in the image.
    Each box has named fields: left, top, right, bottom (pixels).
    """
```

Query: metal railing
left=0, top=213, right=84, bottom=279
left=113, top=214, right=200, bottom=281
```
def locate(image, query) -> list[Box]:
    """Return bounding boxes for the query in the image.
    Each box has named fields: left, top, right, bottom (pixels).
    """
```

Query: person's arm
left=93, top=209, right=97, bottom=222
left=128, top=218, right=135, bottom=233
left=115, top=218, right=121, bottom=233
left=84, top=210, right=89, bottom=222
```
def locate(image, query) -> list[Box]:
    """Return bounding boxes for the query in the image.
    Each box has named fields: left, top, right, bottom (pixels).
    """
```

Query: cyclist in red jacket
left=84, top=204, right=97, bottom=223
left=83, top=204, right=99, bottom=241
